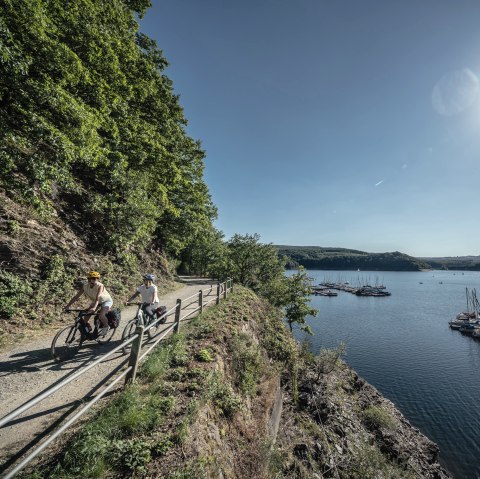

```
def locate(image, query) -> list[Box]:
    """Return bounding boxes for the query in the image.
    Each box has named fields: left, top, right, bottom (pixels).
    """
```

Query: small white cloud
left=402, top=164, right=408, bottom=169
left=375, top=180, right=384, bottom=187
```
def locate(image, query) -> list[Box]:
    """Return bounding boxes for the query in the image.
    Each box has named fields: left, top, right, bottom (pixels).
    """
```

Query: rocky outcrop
left=277, top=365, right=451, bottom=478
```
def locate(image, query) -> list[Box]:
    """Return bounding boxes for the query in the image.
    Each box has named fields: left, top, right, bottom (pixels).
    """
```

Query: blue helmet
left=143, top=273, right=155, bottom=281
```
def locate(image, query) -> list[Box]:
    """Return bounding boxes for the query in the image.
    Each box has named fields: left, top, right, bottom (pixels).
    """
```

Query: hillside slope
left=27, top=287, right=450, bottom=478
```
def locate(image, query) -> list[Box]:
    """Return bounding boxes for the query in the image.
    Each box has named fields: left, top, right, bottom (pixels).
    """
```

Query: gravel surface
left=0, top=277, right=218, bottom=471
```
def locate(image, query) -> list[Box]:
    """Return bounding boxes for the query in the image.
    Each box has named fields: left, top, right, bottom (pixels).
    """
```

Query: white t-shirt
left=137, top=284, right=159, bottom=303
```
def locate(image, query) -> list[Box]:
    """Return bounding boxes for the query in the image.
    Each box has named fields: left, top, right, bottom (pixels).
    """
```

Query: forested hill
left=276, top=246, right=430, bottom=271
left=418, top=256, right=480, bottom=271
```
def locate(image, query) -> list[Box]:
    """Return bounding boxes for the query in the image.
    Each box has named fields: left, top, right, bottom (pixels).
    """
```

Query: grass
left=362, top=405, right=397, bottom=431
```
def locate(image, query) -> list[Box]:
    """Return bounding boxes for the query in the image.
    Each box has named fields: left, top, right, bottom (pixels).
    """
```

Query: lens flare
left=432, top=68, right=479, bottom=116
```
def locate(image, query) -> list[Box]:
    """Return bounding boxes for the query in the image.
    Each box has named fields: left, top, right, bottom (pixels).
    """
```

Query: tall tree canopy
left=0, top=0, right=216, bottom=257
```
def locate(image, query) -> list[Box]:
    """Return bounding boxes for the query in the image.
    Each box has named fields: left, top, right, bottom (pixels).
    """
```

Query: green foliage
left=207, top=374, right=243, bottom=418
left=347, top=443, right=416, bottom=479
left=0, top=269, right=33, bottom=319
left=6, top=219, right=19, bottom=235
left=362, top=405, right=396, bottom=431
left=314, top=343, right=346, bottom=380
left=283, top=267, right=318, bottom=334
left=227, top=234, right=285, bottom=292
left=0, top=0, right=216, bottom=256
left=196, top=348, right=214, bottom=362
left=230, top=333, right=262, bottom=395
left=180, top=225, right=227, bottom=277
left=113, top=438, right=152, bottom=473
left=276, top=246, right=430, bottom=271
left=36, top=255, right=72, bottom=305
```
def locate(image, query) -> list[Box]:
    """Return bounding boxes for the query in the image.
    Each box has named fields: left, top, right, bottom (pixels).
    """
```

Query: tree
left=283, top=267, right=318, bottom=334
left=180, top=225, right=227, bottom=277
left=0, top=0, right=216, bottom=257
left=227, top=233, right=285, bottom=293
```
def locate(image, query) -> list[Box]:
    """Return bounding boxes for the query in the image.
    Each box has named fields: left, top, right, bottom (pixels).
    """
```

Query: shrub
left=113, top=438, right=152, bottom=473
left=230, top=333, right=262, bottom=395
left=362, top=405, right=396, bottom=431
left=0, top=270, right=33, bottom=319
left=314, top=343, right=346, bottom=380
left=196, top=348, right=214, bottom=362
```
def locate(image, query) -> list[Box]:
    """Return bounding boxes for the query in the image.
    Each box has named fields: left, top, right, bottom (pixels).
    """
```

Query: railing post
left=199, top=290, right=203, bottom=313
left=223, top=281, right=227, bottom=299
left=125, top=325, right=144, bottom=385
left=216, top=283, right=220, bottom=305
left=174, top=298, right=182, bottom=333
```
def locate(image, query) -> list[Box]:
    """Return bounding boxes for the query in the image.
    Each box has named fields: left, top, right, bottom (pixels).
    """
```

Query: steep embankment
left=277, top=245, right=431, bottom=271
left=27, top=287, right=450, bottom=479
left=0, top=190, right=174, bottom=348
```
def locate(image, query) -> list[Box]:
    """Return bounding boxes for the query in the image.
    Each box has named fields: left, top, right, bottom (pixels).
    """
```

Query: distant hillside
left=418, top=256, right=480, bottom=271
left=276, top=246, right=430, bottom=271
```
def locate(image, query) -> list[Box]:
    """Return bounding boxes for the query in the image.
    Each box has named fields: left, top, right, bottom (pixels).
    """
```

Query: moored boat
left=459, top=322, right=480, bottom=335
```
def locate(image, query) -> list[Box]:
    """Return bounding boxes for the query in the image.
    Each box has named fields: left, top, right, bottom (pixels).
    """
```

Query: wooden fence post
left=174, top=298, right=182, bottom=333
left=125, top=325, right=144, bottom=385
left=216, top=283, right=220, bottom=305
left=223, top=281, right=227, bottom=299
left=199, top=290, right=203, bottom=313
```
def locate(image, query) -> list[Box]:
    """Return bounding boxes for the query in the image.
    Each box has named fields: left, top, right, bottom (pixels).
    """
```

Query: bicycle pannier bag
left=107, top=308, right=121, bottom=328
left=156, top=305, right=167, bottom=322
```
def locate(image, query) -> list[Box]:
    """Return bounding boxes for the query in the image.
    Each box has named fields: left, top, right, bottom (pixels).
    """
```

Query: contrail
left=375, top=179, right=384, bottom=187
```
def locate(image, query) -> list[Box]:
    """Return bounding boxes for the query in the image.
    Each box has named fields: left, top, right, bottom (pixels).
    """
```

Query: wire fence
left=0, top=278, right=233, bottom=479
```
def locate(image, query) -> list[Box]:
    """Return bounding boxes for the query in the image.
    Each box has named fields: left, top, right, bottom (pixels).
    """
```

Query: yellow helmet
left=87, top=271, right=101, bottom=279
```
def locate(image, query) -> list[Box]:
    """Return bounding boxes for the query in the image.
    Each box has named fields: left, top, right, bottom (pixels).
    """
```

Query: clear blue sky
left=140, top=1, right=480, bottom=257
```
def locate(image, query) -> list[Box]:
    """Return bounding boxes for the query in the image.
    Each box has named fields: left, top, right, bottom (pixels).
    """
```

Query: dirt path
left=0, top=277, right=217, bottom=471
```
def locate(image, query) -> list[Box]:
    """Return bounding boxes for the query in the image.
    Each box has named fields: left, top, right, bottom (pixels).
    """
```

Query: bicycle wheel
left=146, top=315, right=162, bottom=339
left=95, top=317, right=116, bottom=345
left=51, top=325, right=82, bottom=362
left=121, top=319, right=138, bottom=354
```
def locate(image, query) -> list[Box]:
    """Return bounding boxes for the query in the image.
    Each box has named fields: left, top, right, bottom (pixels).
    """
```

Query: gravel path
left=0, top=277, right=218, bottom=471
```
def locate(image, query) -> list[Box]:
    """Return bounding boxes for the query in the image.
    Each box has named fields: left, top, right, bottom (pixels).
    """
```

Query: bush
left=0, top=269, right=33, bottom=319
left=362, top=405, right=396, bottom=431
left=314, top=343, right=346, bottom=380
left=230, top=333, right=262, bottom=395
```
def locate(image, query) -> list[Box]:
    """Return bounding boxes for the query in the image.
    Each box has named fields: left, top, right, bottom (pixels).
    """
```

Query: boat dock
left=312, top=282, right=391, bottom=297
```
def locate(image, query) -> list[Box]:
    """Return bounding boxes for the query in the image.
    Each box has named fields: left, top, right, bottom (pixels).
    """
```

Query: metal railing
left=0, top=278, right=233, bottom=478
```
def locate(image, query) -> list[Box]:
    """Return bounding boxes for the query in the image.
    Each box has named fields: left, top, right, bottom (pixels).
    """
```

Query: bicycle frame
left=65, top=309, right=100, bottom=339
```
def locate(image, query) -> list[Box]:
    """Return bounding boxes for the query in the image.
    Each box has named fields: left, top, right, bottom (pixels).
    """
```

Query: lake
left=288, top=269, right=480, bottom=479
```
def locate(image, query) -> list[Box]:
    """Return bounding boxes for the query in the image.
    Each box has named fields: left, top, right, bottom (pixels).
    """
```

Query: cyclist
left=64, top=271, right=113, bottom=336
left=126, top=273, right=160, bottom=320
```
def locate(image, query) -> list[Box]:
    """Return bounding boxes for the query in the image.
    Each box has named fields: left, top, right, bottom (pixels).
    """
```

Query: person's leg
left=97, top=300, right=113, bottom=335
left=145, top=303, right=159, bottom=318
left=98, top=306, right=109, bottom=328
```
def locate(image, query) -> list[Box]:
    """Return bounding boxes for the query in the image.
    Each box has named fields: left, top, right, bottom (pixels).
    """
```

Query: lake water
left=289, top=269, right=480, bottom=479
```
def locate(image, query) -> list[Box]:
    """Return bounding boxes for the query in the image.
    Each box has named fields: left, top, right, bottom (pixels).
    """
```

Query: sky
left=140, top=1, right=480, bottom=257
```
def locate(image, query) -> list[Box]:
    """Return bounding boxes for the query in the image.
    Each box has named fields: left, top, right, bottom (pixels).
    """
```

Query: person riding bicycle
left=126, top=273, right=160, bottom=320
left=64, top=271, right=113, bottom=336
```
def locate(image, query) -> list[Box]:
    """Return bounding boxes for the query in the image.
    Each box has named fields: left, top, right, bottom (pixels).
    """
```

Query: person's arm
left=149, top=287, right=156, bottom=304
left=65, top=290, right=83, bottom=311
left=126, top=291, right=140, bottom=304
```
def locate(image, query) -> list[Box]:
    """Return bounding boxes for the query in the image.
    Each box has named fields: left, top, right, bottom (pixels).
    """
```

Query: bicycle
left=51, top=309, right=117, bottom=362
left=122, top=302, right=167, bottom=353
